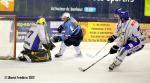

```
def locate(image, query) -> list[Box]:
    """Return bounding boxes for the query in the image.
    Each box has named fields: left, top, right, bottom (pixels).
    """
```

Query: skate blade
left=108, top=69, right=113, bottom=72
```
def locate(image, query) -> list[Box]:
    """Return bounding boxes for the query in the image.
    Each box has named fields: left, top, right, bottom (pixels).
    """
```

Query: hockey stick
left=86, top=42, right=109, bottom=58
left=79, top=53, right=110, bottom=72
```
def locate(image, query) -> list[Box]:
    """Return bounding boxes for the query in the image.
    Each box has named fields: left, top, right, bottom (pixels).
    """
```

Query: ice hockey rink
left=0, top=42, right=150, bottom=83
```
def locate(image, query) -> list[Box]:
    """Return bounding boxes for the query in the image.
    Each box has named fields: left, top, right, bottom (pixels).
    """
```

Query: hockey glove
left=108, top=35, right=117, bottom=43
left=43, top=41, right=56, bottom=50
left=64, top=35, right=71, bottom=40
left=53, top=36, right=62, bottom=42
left=109, top=45, right=119, bottom=54
left=57, top=25, right=64, bottom=33
left=21, top=49, right=31, bottom=55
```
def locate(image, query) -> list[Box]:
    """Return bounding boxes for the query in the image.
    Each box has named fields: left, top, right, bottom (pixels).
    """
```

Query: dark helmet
left=113, top=8, right=122, bottom=15
left=119, top=11, right=129, bottom=20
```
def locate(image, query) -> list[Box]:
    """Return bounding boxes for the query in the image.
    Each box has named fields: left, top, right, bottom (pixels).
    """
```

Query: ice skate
left=18, top=56, right=27, bottom=61
left=55, top=53, right=62, bottom=58
left=75, top=52, right=82, bottom=57
left=109, top=62, right=120, bottom=71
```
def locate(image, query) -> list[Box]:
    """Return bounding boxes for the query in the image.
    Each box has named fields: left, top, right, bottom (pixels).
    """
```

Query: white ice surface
left=0, top=42, right=150, bottom=83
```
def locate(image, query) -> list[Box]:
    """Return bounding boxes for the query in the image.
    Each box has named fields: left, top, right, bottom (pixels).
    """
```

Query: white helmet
left=61, top=12, right=70, bottom=19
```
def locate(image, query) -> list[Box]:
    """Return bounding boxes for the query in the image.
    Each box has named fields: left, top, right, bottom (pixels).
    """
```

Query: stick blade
left=78, top=67, right=85, bottom=72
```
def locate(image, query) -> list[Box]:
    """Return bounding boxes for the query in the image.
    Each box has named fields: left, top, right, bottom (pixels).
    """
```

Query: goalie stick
left=86, top=42, right=108, bottom=58
left=79, top=53, right=110, bottom=72
left=44, top=26, right=52, bottom=60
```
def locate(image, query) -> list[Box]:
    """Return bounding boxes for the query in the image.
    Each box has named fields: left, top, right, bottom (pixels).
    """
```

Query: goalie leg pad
left=23, top=49, right=50, bottom=62
left=32, top=49, right=50, bottom=62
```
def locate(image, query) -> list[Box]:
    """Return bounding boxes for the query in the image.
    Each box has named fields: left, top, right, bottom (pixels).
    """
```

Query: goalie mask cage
left=0, top=15, right=17, bottom=60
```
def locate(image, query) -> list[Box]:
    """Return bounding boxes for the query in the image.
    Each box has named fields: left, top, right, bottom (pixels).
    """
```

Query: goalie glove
left=108, top=35, right=117, bottom=43
left=57, top=25, right=64, bottom=33
left=109, top=45, right=119, bottom=54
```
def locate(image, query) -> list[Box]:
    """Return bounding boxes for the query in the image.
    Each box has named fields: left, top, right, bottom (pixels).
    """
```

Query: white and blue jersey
left=114, top=18, right=145, bottom=56
left=24, top=25, right=48, bottom=51
left=114, top=18, right=145, bottom=47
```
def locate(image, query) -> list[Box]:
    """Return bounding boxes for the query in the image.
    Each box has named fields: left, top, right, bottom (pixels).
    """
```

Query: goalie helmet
left=61, top=12, right=71, bottom=19
left=36, top=17, right=47, bottom=25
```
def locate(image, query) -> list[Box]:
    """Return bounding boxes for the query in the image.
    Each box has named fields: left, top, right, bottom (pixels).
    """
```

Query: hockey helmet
left=113, top=8, right=122, bottom=15
left=119, top=11, right=129, bottom=20
left=36, top=17, right=47, bottom=25
left=61, top=12, right=71, bottom=19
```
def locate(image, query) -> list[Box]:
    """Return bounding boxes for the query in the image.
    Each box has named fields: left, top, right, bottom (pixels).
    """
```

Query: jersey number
left=70, top=26, right=74, bottom=32
left=27, top=31, right=34, bottom=38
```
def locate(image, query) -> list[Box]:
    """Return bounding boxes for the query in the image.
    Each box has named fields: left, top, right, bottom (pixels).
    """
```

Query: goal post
left=0, top=15, right=17, bottom=60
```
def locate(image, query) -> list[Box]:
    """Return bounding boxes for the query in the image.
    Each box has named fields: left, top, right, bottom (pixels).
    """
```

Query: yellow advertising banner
left=0, top=0, right=15, bottom=11
left=140, top=23, right=150, bottom=43
left=79, top=22, right=115, bottom=42
left=79, top=22, right=150, bottom=42
left=78, top=22, right=89, bottom=41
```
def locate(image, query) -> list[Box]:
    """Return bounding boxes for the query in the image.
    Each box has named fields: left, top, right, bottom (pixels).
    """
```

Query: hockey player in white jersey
left=108, top=10, right=145, bottom=71
left=52, top=12, right=83, bottom=58
left=18, top=17, right=55, bottom=62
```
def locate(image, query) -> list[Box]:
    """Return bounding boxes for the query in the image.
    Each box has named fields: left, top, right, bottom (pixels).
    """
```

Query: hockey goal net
left=0, top=15, right=16, bottom=60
